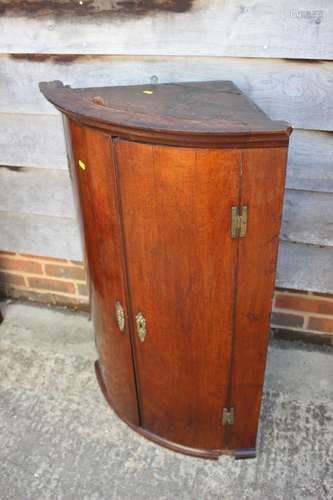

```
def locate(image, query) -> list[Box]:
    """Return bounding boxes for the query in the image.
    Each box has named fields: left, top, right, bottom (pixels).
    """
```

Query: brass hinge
left=222, top=407, right=234, bottom=426
left=231, top=205, right=248, bottom=239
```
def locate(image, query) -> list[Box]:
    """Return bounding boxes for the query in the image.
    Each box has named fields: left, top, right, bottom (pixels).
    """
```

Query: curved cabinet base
left=95, top=360, right=256, bottom=460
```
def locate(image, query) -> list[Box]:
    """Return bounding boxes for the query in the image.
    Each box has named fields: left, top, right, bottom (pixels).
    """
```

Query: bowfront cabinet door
left=66, top=121, right=139, bottom=426
left=114, top=140, right=241, bottom=451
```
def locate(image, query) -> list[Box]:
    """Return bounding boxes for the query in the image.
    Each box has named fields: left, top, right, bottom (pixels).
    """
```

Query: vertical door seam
left=224, top=148, right=243, bottom=448
left=110, top=136, right=144, bottom=427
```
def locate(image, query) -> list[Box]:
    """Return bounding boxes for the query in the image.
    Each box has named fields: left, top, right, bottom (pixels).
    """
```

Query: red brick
left=0, top=271, right=25, bottom=286
left=271, top=312, right=304, bottom=328
left=27, top=276, right=75, bottom=294
left=45, top=263, right=86, bottom=281
left=275, top=294, right=333, bottom=316
left=308, top=317, right=333, bottom=334
left=0, top=256, right=43, bottom=274
left=77, top=283, right=89, bottom=296
left=19, top=253, right=68, bottom=263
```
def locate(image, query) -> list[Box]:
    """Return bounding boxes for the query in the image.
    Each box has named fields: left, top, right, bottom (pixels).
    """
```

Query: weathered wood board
left=2, top=112, right=332, bottom=194
left=276, top=242, right=333, bottom=293
left=0, top=166, right=332, bottom=247
left=0, top=167, right=333, bottom=246
left=1, top=55, right=333, bottom=131
left=0, top=1, right=332, bottom=59
left=0, top=167, right=74, bottom=217
left=287, top=130, right=333, bottom=193
left=0, top=114, right=67, bottom=169
left=0, top=43, right=332, bottom=294
left=0, top=212, right=81, bottom=260
left=1, top=210, right=331, bottom=292
left=281, top=190, right=333, bottom=247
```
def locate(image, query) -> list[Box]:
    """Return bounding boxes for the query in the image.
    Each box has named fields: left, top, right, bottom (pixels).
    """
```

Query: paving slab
left=0, top=301, right=332, bottom=500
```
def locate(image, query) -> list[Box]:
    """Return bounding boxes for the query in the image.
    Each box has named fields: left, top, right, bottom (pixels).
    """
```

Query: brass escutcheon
left=136, top=312, right=147, bottom=342
left=115, top=301, right=125, bottom=332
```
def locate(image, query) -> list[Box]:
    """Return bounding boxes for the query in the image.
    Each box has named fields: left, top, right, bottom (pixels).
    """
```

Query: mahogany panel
left=66, top=120, right=139, bottom=425
left=115, top=140, right=240, bottom=450
left=94, top=360, right=225, bottom=460
left=228, top=147, right=289, bottom=450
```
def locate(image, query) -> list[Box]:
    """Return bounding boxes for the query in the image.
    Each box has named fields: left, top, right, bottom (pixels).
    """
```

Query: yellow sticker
left=78, top=160, right=86, bottom=170
left=143, top=90, right=153, bottom=95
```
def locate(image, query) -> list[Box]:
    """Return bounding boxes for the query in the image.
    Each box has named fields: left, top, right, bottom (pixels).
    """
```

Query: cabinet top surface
left=40, top=80, right=291, bottom=147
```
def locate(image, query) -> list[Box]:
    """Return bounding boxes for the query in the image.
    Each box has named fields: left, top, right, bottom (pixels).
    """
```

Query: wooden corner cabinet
left=40, top=80, right=292, bottom=459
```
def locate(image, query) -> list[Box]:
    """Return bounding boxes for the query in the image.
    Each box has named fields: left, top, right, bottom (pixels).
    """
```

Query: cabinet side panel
left=229, top=147, right=289, bottom=450
left=116, top=141, right=240, bottom=450
left=66, top=119, right=139, bottom=425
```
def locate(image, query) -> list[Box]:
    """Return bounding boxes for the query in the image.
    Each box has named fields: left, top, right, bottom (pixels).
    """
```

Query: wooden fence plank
left=281, top=190, right=333, bottom=247
left=0, top=114, right=66, bottom=169
left=0, top=212, right=82, bottom=260
left=1, top=211, right=331, bottom=293
left=1, top=55, right=333, bottom=131
left=1, top=165, right=332, bottom=247
left=2, top=112, right=333, bottom=193
left=0, top=167, right=74, bottom=217
left=277, top=242, right=333, bottom=293
left=287, top=130, right=333, bottom=193
left=0, top=1, right=332, bottom=59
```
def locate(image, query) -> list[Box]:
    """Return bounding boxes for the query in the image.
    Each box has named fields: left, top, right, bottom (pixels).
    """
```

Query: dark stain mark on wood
left=282, top=58, right=322, bottom=65
left=10, top=53, right=85, bottom=63
left=0, top=165, right=25, bottom=172
left=0, top=0, right=195, bottom=18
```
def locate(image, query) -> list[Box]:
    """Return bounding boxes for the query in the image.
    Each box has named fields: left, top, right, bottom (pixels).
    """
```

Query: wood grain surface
left=39, top=80, right=290, bottom=148
left=2, top=55, right=333, bottom=132
left=115, top=140, right=241, bottom=450
left=228, top=147, right=288, bottom=450
left=1, top=1, right=332, bottom=59
left=66, top=120, right=140, bottom=425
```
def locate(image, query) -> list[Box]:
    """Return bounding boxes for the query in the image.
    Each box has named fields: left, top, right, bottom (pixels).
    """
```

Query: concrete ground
left=0, top=301, right=332, bottom=500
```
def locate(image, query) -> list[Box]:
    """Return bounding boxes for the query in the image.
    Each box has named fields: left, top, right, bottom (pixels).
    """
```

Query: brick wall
left=0, top=251, right=332, bottom=344
left=272, top=289, right=333, bottom=345
left=0, top=251, right=89, bottom=311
